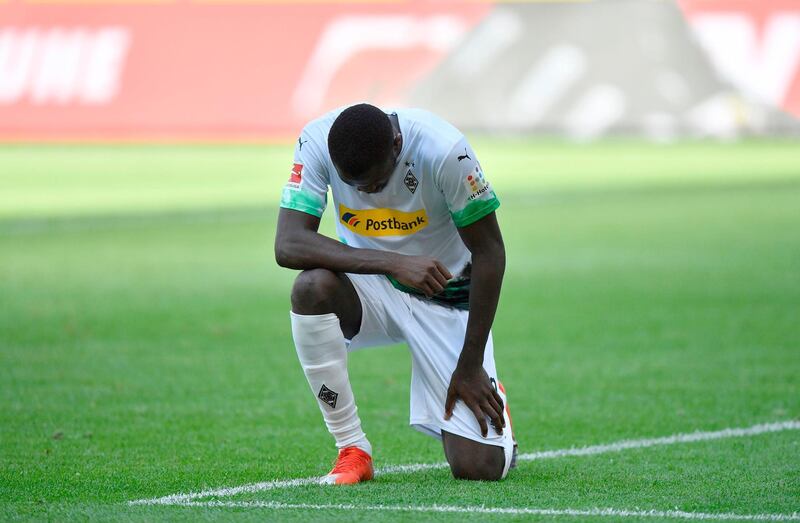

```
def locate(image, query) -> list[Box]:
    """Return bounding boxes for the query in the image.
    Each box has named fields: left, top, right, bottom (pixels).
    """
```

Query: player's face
left=337, top=149, right=398, bottom=194
left=336, top=131, right=403, bottom=194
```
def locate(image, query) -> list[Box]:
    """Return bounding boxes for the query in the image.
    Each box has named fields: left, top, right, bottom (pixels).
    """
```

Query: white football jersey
left=280, top=107, right=500, bottom=309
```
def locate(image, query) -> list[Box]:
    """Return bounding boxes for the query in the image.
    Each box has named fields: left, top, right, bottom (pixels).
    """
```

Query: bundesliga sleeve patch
left=289, top=163, right=303, bottom=186
left=280, top=161, right=326, bottom=218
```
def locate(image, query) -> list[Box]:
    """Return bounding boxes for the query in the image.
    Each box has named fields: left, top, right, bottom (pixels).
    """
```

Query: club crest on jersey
left=404, top=170, right=418, bottom=194
left=464, top=165, right=491, bottom=201
left=339, top=204, right=428, bottom=237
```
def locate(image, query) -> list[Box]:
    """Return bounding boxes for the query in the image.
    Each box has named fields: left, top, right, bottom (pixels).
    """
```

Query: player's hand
left=390, top=255, right=452, bottom=297
left=444, top=364, right=505, bottom=437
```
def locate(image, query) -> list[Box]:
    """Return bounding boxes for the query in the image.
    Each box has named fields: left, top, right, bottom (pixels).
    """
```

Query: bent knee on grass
left=442, top=430, right=505, bottom=481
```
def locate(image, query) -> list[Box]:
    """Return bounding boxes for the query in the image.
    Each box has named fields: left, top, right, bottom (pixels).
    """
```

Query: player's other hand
left=444, top=364, right=505, bottom=437
left=390, top=255, right=452, bottom=297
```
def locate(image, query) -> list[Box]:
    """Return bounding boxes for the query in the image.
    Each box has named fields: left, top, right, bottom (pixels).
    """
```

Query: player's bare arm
left=444, top=211, right=507, bottom=437
left=275, top=208, right=453, bottom=296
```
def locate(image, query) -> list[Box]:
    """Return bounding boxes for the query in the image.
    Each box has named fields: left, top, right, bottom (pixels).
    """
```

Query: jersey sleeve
left=435, top=137, right=500, bottom=228
left=279, top=132, right=329, bottom=217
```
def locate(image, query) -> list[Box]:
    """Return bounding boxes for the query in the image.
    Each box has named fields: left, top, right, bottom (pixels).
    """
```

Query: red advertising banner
left=2, top=0, right=797, bottom=140
left=0, top=1, right=489, bottom=140
left=678, top=0, right=800, bottom=117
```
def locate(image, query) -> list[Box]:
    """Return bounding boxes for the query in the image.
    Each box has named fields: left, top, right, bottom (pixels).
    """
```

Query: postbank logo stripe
left=339, top=204, right=428, bottom=237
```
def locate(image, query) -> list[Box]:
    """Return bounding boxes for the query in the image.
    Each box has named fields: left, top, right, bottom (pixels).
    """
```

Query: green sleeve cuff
left=450, top=195, right=500, bottom=227
left=280, top=187, right=325, bottom=218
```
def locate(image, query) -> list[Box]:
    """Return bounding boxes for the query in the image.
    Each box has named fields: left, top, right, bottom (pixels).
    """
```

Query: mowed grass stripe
left=129, top=420, right=800, bottom=505
left=2, top=141, right=798, bottom=220
left=169, top=501, right=800, bottom=521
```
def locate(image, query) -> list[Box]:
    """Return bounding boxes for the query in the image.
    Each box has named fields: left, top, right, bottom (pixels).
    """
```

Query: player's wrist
left=377, top=252, right=403, bottom=277
left=456, top=348, right=484, bottom=370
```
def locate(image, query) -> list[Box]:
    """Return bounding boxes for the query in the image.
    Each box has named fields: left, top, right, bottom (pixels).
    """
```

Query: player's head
left=328, top=103, right=401, bottom=194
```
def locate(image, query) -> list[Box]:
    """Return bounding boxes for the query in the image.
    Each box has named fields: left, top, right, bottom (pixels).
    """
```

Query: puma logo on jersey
left=339, top=204, right=428, bottom=237
left=457, top=148, right=471, bottom=162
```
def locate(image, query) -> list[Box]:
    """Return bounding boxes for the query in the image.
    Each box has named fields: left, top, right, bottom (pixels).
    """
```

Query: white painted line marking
left=129, top=420, right=800, bottom=506
left=169, top=501, right=800, bottom=521
left=516, top=420, right=800, bottom=461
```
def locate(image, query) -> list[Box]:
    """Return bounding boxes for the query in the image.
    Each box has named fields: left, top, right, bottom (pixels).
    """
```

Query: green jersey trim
left=386, top=275, right=471, bottom=310
left=450, top=194, right=500, bottom=228
left=280, top=187, right=326, bottom=218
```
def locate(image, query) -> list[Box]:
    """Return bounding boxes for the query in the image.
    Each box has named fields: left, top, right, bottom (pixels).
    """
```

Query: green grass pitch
left=1, top=140, right=798, bottom=521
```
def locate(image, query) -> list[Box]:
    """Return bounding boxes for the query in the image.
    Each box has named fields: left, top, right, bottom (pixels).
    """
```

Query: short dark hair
left=328, top=103, right=393, bottom=180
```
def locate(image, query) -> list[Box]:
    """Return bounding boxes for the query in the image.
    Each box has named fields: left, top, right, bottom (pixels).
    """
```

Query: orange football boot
left=323, top=447, right=374, bottom=485
left=497, top=381, right=519, bottom=469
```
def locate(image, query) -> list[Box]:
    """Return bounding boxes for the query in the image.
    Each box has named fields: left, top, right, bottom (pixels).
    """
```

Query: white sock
left=290, top=311, right=372, bottom=456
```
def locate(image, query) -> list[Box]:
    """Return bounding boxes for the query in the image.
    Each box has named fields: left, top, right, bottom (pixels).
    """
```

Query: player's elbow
left=274, top=248, right=290, bottom=268
left=274, top=236, right=298, bottom=269
left=275, top=247, right=301, bottom=269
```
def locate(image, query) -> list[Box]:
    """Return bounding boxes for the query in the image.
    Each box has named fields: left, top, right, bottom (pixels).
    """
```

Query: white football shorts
left=345, top=272, right=514, bottom=477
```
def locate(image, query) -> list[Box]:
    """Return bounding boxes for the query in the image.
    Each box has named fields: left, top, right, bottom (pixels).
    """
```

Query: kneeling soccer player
left=274, top=103, right=516, bottom=483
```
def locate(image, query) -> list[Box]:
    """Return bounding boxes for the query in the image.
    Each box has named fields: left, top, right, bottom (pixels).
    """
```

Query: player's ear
left=392, top=133, right=402, bottom=154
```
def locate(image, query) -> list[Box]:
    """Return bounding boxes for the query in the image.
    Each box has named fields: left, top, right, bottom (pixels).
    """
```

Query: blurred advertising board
left=678, top=0, right=800, bottom=119
left=0, top=0, right=488, bottom=140
left=0, top=0, right=797, bottom=140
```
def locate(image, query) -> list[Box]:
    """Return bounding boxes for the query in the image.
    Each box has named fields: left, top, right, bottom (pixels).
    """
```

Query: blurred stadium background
left=2, top=0, right=799, bottom=519
left=1, top=0, right=799, bottom=140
